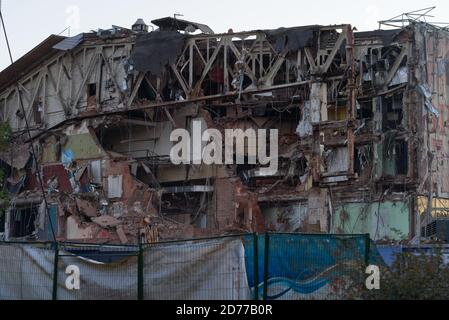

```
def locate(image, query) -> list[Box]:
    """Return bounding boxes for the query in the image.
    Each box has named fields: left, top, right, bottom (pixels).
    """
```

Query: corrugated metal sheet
left=151, top=17, right=214, bottom=34
left=43, top=164, right=73, bottom=192
left=355, top=29, right=403, bottom=44
left=53, top=33, right=84, bottom=51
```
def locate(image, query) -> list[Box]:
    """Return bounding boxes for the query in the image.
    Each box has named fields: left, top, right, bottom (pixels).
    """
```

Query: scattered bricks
left=97, top=229, right=111, bottom=239
left=76, top=198, right=99, bottom=217
left=92, top=215, right=121, bottom=228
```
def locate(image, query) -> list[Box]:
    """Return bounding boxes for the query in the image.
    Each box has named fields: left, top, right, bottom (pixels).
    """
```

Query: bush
left=353, top=250, right=449, bottom=300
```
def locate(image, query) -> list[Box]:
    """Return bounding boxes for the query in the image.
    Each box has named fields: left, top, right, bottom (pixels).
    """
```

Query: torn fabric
left=131, top=31, right=188, bottom=76
left=265, top=26, right=320, bottom=53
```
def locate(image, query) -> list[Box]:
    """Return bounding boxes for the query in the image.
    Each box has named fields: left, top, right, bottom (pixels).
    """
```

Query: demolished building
left=0, top=16, right=448, bottom=245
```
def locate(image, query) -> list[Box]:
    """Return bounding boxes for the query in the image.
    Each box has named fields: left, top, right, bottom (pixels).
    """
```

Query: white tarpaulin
left=0, top=237, right=250, bottom=300
left=0, top=245, right=54, bottom=300
left=143, top=238, right=250, bottom=300
left=56, top=253, right=138, bottom=300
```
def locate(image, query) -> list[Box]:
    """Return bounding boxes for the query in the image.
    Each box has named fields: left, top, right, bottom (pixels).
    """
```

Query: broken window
left=354, top=146, right=372, bottom=177
left=88, top=83, right=97, bottom=97
left=395, top=139, right=408, bottom=175
left=33, top=100, right=43, bottom=124
left=10, top=207, right=38, bottom=238
left=87, top=83, right=97, bottom=107
left=204, top=57, right=225, bottom=96
left=325, top=147, right=349, bottom=175
left=161, top=72, right=185, bottom=102
left=105, top=79, right=116, bottom=93
left=133, top=162, right=160, bottom=189
left=361, top=48, right=380, bottom=84
left=160, top=182, right=213, bottom=229
left=16, top=108, right=25, bottom=119
left=137, top=78, right=156, bottom=101
left=357, top=99, right=374, bottom=120
left=382, top=92, right=403, bottom=130
left=383, top=134, right=408, bottom=176
left=327, top=104, right=347, bottom=121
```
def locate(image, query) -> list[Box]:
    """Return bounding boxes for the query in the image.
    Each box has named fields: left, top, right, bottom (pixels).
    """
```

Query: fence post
left=365, top=234, right=370, bottom=267
left=253, top=233, right=259, bottom=301
left=263, top=233, right=269, bottom=301
left=52, top=242, right=59, bottom=301
left=138, top=241, right=144, bottom=300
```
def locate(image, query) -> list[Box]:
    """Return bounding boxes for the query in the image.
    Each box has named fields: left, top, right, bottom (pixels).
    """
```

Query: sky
left=0, top=0, right=448, bottom=71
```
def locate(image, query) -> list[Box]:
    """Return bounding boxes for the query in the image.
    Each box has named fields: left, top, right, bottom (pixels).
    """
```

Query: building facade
left=0, top=17, right=447, bottom=244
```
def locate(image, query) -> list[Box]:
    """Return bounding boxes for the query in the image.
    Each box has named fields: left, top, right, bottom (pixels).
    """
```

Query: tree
left=346, top=249, right=449, bottom=300
left=0, top=122, right=11, bottom=220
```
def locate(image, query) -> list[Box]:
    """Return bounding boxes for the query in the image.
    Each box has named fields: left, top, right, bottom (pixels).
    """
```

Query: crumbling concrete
left=1, top=17, right=449, bottom=244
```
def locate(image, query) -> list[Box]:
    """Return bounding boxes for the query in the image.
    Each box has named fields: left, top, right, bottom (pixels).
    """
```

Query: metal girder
left=384, top=45, right=408, bottom=89
left=0, top=25, right=356, bottom=141
left=128, top=26, right=353, bottom=107
left=128, top=73, right=145, bottom=107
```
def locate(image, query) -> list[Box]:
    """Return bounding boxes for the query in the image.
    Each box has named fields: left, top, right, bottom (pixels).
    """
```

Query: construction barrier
left=0, top=233, right=380, bottom=300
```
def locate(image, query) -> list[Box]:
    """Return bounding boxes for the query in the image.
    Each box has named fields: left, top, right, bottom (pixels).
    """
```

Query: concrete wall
left=332, top=199, right=411, bottom=241
left=262, top=204, right=308, bottom=232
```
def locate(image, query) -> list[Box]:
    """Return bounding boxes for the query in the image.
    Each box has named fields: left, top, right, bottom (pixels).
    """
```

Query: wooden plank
left=304, top=48, right=317, bottom=73
left=171, top=64, right=190, bottom=97
left=321, top=30, right=346, bottom=73
left=72, top=50, right=100, bottom=110
left=127, top=73, right=145, bottom=107
left=47, top=66, right=71, bottom=115
left=25, top=71, right=45, bottom=123
left=193, top=38, right=225, bottom=96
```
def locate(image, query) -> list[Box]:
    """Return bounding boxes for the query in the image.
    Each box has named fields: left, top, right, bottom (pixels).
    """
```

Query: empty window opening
left=395, top=140, right=408, bottom=175
left=33, top=100, right=43, bottom=124
left=357, top=99, right=374, bottom=120
left=10, top=207, right=38, bottom=238
left=137, top=79, right=156, bottom=100
left=328, top=104, right=347, bottom=121
left=88, top=83, right=97, bottom=97
left=354, top=147, right=371, bottom=177
left=383, top=137, right=408, bottom=176
left=204, top=57, right=225, bottom=96
left=87, top=83, right=98, bottom=107
left=382, top=93, right=404, bottom=130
